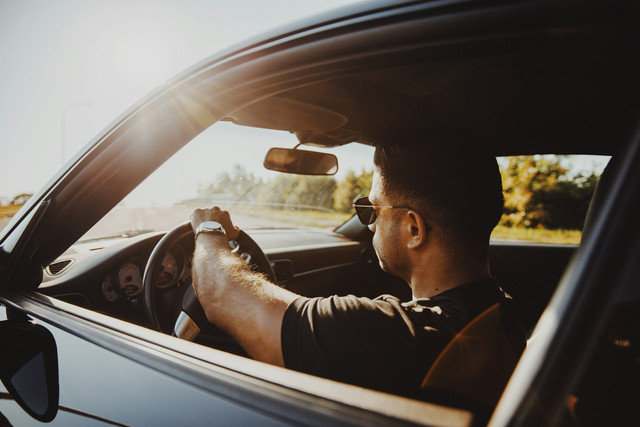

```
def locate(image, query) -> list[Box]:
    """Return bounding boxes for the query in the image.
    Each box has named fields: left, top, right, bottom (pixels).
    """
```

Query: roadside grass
left=0, top=204, right=23, bottom=232
left=491, top=225, right=581, bottom=245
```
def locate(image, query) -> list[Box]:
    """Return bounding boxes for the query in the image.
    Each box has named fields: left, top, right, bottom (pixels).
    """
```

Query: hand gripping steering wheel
left=142, top=221, right=276, bottom=340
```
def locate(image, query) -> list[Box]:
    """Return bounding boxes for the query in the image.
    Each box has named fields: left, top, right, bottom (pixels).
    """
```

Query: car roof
left=222, top=1, right=640, bottom=156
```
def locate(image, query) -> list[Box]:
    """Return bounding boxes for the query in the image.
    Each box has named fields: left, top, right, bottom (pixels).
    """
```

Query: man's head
left=370, top=130, right=504, bottom=271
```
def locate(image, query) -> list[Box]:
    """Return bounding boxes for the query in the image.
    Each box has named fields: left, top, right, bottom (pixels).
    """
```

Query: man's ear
left=405, top=210, right=428, bottom=249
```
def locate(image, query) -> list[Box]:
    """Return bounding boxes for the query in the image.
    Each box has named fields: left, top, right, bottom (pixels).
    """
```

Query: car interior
left=19, top=3, right=640, bottom=421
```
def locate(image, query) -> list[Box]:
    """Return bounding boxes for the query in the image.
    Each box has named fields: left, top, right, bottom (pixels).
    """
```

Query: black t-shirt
left=281, top=278, right=525, bottom=399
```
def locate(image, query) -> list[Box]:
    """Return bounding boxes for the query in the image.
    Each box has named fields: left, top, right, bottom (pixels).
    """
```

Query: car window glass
left=77, top=138, right=608, bottom=245
left=78, top=122, right=375, bottom=242
left=492, top=155, right=609, bottom=245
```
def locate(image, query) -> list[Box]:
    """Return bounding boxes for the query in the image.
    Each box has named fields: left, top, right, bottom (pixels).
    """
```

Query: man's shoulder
left=285, top=279, right=517, bottom=335
left=405, top=278, right=516, bottom=332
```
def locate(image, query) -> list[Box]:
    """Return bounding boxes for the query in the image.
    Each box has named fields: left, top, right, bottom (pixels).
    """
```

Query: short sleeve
left=281, top=294, right=430, bottom=395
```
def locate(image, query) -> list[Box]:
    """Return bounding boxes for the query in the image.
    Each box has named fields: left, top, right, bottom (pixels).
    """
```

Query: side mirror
left=0, top=318, right=59, bottom=422
left=264, top=147, right=338, bottom=175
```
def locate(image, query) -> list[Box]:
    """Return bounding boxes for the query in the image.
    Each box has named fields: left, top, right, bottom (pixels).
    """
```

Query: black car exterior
left=1, top=0, right=640, bottom=425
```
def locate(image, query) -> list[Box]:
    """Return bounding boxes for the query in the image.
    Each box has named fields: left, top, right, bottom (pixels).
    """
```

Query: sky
left=0, top=0, right=363, bottom=203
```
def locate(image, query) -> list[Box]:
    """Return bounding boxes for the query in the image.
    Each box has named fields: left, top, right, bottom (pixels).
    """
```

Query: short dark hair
left=373, top=130, right=504, bottom=251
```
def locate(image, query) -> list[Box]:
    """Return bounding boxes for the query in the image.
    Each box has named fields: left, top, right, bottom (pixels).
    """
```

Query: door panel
left=0, top=303, right=289, bottom=426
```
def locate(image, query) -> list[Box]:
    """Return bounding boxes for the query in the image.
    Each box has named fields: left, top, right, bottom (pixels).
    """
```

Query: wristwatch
left=194, top=221, right=226, bottom=240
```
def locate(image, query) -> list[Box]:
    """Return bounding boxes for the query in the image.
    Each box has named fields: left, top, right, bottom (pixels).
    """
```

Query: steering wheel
left=142, top=221, right=276, bottom=340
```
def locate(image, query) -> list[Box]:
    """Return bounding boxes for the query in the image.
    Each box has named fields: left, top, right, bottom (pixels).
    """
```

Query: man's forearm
left=192, top=233, right=254, bottom=320
left=191, top=233, right=297, bottom=365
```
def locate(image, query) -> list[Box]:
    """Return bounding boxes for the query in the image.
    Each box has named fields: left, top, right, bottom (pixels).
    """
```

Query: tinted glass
left=9, top=352, right=48, bottom=415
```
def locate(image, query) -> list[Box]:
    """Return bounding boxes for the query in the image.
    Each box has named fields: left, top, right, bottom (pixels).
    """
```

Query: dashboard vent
left=47, top=259, right=73, bottom=275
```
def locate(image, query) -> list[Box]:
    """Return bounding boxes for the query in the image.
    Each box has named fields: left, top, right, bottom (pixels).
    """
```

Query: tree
left=10, top=193, right=33, bottom=206
left=258, top=174, right=337, bottom=210
left=529, top=172, right=598, bottom=230
left=333, top=169, right=373, bottom=213
left=198, top=165, right=261, bottom=200
left=500, top=156, right=598, bottom=230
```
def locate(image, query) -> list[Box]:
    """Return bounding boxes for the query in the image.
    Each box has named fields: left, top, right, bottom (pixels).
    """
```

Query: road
left=81, top=205, right=299, bottom=240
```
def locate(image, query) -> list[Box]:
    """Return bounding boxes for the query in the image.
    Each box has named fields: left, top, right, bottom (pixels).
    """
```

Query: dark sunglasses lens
left=354, top=197, right=376, bottom=225
left=358, top=208, right=376, bottom=225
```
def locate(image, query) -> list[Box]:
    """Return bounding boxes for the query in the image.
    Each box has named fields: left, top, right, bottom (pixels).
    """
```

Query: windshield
left=79, top=122, right=375, bottom=241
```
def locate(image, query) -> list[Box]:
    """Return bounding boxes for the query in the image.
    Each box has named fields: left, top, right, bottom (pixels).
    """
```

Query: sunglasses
left=352, top=197, right=414, bottom=225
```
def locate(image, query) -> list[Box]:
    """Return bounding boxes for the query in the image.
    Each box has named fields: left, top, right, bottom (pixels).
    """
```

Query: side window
left=493, top=155, right=609, bottom=245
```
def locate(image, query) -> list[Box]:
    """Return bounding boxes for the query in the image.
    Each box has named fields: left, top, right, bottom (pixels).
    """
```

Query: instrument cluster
left=101, top=247, right=190, bottom=303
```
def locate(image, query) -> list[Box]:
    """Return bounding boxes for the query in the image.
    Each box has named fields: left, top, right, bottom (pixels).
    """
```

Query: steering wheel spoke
left=174, top=311, right=200, bottom=340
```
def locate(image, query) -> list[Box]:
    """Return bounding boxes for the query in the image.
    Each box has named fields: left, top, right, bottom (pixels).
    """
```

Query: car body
left=1, top=0, right=639, bottom=425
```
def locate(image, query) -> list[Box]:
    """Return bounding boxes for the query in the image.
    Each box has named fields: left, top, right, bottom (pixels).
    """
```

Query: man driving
left=189, top=137, right=526, bottom=404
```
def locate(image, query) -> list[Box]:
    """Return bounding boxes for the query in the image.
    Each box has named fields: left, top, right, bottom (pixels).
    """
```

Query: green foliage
left=199, top=157, right=598, bottom=232
left=501, top=156, right=598, bottom=230
left=198, top=165, right=261, bottom=199
left=258, top=174, right=337, bottom=210
left=333, top=169, right=373, bottom=213
left=199, top=164, right=369, bottom=213
left=529, top=172, right=598, bottom=230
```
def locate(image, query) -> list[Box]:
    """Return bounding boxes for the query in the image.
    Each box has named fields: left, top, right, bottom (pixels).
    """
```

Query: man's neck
left=409, top=257, right=491, bottom=299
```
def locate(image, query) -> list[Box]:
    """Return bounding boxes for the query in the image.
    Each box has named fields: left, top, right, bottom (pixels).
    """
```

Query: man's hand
left=190, top=206, right=240, bottom=241
left=189, top=206, right=241, bottom=316
left=189, top=205, right=297, bottom=367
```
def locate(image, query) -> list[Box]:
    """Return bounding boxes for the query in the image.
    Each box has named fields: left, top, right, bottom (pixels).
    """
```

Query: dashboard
left=38, top=228, right=371, bottom=329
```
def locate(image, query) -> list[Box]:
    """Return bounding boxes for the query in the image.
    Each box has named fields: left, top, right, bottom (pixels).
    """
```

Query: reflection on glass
left=9, top=352, right=48, bottom=415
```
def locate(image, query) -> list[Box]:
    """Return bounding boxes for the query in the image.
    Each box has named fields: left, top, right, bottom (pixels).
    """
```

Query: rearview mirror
left=264, top=147, right=338, bottom=175
left=0, top=318, right=59, bottom=422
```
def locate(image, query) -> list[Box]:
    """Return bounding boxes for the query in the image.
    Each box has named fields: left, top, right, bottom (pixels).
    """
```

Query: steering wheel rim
left=142, top=221, right=276, bottom=334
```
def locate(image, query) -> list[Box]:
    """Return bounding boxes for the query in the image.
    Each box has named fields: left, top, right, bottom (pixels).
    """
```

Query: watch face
left=202, top=221, right=223, bottom=231
left=195, top=221, right=226, bottom=241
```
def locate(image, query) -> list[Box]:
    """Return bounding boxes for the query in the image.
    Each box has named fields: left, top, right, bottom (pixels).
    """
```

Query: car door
left=0, top=299, right=294, bottom=426
left=2, top=289, right=475, bottom=426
